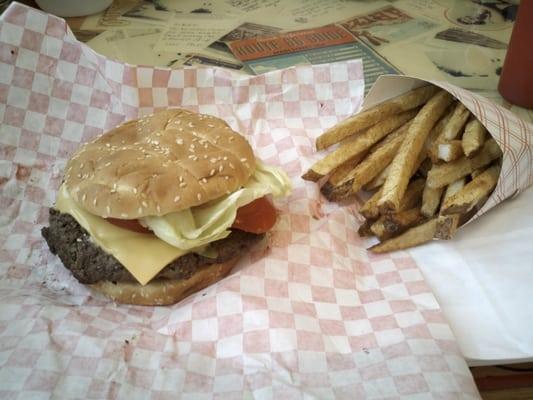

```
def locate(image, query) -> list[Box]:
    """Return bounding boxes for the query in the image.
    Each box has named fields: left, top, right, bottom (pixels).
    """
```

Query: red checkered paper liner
left=363, top=75, right=533, bottom=227
left=0, top=4, right=479, bottom=399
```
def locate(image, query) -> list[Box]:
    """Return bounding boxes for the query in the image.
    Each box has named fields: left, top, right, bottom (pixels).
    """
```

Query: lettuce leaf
left=141, top=161, right=291, bottom=250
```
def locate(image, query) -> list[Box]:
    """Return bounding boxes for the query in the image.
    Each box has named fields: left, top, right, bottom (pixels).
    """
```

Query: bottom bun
left=90, top=257, right=239, bottom=306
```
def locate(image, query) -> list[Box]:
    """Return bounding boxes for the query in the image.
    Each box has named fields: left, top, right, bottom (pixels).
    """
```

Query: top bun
left=64, top=109, right=255, bottom=218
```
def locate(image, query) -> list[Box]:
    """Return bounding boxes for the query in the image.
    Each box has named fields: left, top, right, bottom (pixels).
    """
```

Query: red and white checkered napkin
left=0, top=4, right=479, bottom=398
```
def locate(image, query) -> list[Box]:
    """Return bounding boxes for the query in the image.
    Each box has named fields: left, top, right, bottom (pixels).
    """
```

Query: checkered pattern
left=0, top=4, right=480, bottom=399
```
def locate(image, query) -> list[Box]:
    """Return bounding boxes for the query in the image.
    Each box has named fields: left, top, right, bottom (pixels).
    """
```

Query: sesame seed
left=121, top=213, right=128, bottom=218
left=142, top=201, right=148, bottom=208
left=209, top=169, right=215, bottom=176
left=240, top=158, right=247, bottom=162
left=197, top=193, right=202, bottom=201
left=133, top=188, right=138, bottom=194
left=210, top=158, right=217, bottom=163
left=153, top=140, right=159, bottom=145
left=188, top=122, right=194, bottom=128
left=229, top=137, right=235, bottom=142
left=80, top=163, right=84, bottom=169
left=229, top=163, right=235, bottom=169
left=106, top=205, right=111, bottom=214
left=82, top=193, right=87, bottom=201
left=224, top=176, right=229, bottom=180
left=174, top=195, right=180, bottom=202
left=201, top=178, right=207, bottom=184
left=104, top=162, right=112, bottom=167
left=138, top=207, right=142, bottom=214
left=223, top=156, right=228, bottom=160
left=156, top=204, right=161, bottom=213
left=179, top=182, right=187, bottom=188
left=176, top=138, right=184, bottom=145
left=179, top=176, right=184, bottom=182
left=208, top=124, right=214, bottom=128
left=218, top=165, right=224, bottom=172
left=106, top=143, right=111, bottom=147
left=77, top=173, right=82, bottom=178
left=93, top=198, right=97, bottom=206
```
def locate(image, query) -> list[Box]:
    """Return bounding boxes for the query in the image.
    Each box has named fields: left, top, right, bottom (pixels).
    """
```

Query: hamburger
left=41, top=109, right=291, bottom=305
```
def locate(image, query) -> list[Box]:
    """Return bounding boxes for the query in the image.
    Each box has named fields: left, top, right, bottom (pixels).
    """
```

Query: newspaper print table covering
left=0, top=4, right=479, bottom=398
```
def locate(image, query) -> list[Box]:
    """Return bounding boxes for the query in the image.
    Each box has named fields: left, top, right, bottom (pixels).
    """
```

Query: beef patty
left=42, top=209, right=263, bottom=284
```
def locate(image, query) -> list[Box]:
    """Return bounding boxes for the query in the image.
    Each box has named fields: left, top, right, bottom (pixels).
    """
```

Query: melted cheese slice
left=55, top=185, right=188, bottom=285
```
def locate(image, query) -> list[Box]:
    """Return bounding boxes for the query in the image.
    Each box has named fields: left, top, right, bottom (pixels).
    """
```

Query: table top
left=0, top=2, right=531, bottom=398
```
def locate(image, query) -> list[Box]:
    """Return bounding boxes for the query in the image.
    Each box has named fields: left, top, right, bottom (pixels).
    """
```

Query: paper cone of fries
left=303, top=75, right=533, bottom=252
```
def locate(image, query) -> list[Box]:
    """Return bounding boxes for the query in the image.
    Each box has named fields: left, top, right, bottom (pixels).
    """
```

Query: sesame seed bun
left=64, top=109, right=255, bottom=218
left=90, top=256, right=238, bottom=306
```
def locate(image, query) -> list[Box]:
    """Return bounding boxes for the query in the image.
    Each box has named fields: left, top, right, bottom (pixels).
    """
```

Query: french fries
left=302, top=109, right=417, bottom=182
left=426, top=139, right=502, bottom=188
left=421, top=185, right=444, bottom=217
left=436, top=140, right=464, bottom=162
left=462, top=118, right=487, bottom=157
left=304, top=84, right=504, bottom=253
left=321, top=122, right=410, bottom=200
left=441, top=165, right=500, bottom=215
left=316, top=85, right=439, bottom=150
left=378, top=90, right=454, bottom=213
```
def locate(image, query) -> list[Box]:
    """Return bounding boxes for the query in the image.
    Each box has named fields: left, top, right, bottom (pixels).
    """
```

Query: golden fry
left=399, top=178, right=425, bottom=211
left=370, top=208, right=425, bottom=240
left=316, top=85, right=439, bottom=150
left=462, top=118, right=487, bottom=157
left=302, top=110, right=417, bottom=182
left=435, top=214, right=460, bottom=240
left=437, top=140, right=464, bottom=162
left=360, top=187, right=384, bottom=220
left=426, top=139, right=501, bottom=189
left=378, top=90, right=454, bottom=213
left=327, top=152, right=368, bottom=187
left=421, top=185, right=444, bottom=218
left=442, top=178, right=466, bottom=204
left=364, top=163, right=390, bottom=191
left=439, top=102, right=470, bottom=141
left=322, top=122, right=410, bottom=200
left=441, top=165, right=500, bottom=215
left=369, top=218, right=437, bottom=253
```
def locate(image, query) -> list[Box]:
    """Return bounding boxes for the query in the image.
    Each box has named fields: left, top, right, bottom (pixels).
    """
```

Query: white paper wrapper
left=0, top=4, right=479, bottom=398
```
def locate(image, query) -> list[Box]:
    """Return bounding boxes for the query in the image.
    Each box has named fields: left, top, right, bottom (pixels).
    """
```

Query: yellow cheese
left=55, top=185, right=188, bottom=285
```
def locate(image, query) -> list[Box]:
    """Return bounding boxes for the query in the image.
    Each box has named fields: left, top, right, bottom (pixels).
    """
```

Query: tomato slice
left=231, top=196, right=277, bottom=234
left=106, top=218, right=152, bottom=234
